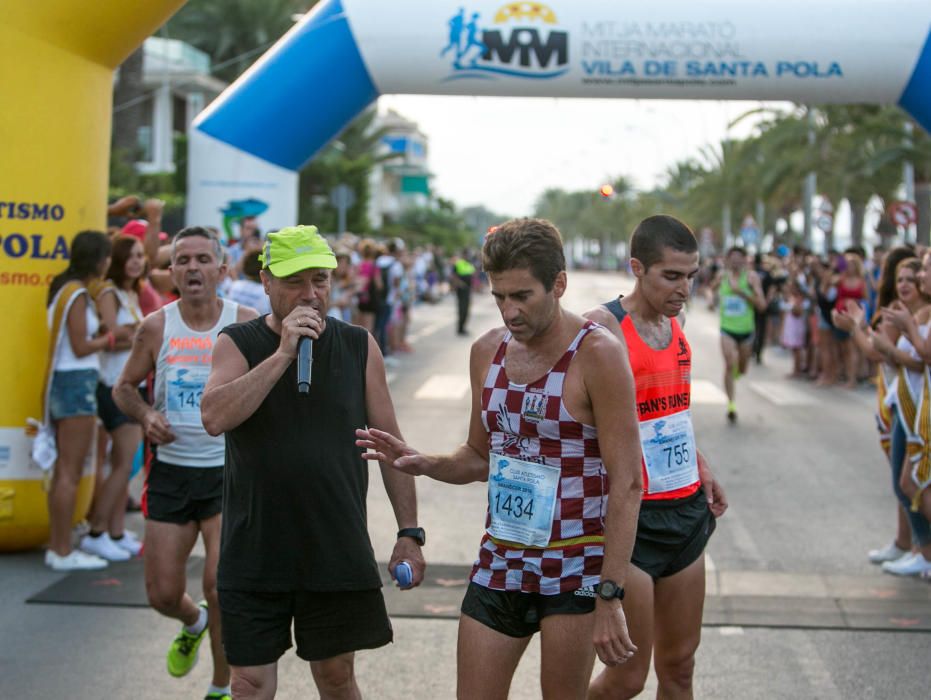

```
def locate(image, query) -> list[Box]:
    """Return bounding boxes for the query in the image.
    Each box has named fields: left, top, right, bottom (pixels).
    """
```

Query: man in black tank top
left=201, top=227, right=425, bottom=698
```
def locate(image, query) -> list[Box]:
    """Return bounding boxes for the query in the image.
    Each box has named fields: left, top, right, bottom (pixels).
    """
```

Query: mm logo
left=441, top=3, right=569, bottom=80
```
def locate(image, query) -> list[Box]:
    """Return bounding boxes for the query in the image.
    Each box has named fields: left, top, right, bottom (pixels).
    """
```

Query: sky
left=377, top=95, right=794, bottom=218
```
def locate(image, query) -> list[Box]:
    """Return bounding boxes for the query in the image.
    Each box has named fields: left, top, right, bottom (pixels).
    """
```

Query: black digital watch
left=397, top=527, right=426, bottom=547
left=596, top=579, right=625, bottom=601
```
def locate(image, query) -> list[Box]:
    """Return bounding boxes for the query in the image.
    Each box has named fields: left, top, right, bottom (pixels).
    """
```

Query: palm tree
left=298, top=107, right=403, bottom=233
left=159, top=0, right=318, bottom=83
left=825, top=105, right=906, bottom=246
left=735, top=105, right=909, bottom=250
left=111, top=48, right=148, bottom=187
left=865, top=111, right=931, bottom=245
left=533, top=188, right=590, bottom=240
left=674, top=139, right=757, bottom=249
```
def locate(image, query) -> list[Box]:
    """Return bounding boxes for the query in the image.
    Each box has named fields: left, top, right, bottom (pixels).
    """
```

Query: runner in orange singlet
left=586, top=215, right=728, bottom=700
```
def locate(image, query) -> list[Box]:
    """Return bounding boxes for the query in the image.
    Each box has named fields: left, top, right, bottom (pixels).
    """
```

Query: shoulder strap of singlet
left=491, top=330, right=511, bottom=366
left=602, top=296, right=627, bottom=323
left=552, top=321, right=600, bottom=374
left=567, top=320, right=598, bottom=351
left=162, top=299, right=180, bottom=325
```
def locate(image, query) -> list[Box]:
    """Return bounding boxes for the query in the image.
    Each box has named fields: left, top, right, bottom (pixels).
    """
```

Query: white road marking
left=705, top=554, right=716, bottom=572
left=413, top=374, right=470, bottom=400
left=408, top=319, right=451, bottom=344
left=749, top=381, right=817, bottom=406
left=717, top=626, right=745, bottom=636
left=692, top=379, right=729, bottom=405
left=386, top=373, right=396, bottom=385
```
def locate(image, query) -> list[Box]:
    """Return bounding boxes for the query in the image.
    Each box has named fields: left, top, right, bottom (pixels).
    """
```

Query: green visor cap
left=259, top=225, right=337, bottom=277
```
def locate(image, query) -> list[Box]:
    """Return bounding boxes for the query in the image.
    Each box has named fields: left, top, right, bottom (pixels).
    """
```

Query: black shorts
left=460, top=582, right=596, bottom=638
left=96, top=383, right=143, bottom=432
left=631, top=489, right=716, bottom=580
left=721, top=329, right=754, bottom=345
left=144, top=459, right=223, bottom=524
left=218, top=588, right=393, bottom=665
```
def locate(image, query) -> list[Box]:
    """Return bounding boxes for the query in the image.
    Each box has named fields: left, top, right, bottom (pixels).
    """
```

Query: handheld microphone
left=297, top=336, right=312, bottom=394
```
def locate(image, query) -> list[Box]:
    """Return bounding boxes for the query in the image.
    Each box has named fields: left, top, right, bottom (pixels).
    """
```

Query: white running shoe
left=80, top=533, right=131, bottom=562
left=868, top=542, right=909, bottom=564
left=111, top=530, right=142, bottom=557
left=881, top=552, right=931, bottom=576
left=45, top=549, right=108, bottom=571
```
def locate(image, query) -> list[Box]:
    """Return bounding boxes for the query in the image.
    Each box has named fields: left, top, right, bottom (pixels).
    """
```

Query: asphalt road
left=1, top=270, right=928, bottom=699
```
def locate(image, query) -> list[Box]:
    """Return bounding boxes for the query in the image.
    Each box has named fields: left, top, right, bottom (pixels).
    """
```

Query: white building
left=368, top=109, right=433, bottom=229
left=125, top=37, right=227, bottom=175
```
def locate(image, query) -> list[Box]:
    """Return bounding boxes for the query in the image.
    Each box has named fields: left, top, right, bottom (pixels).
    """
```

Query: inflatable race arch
left=1, top=0, right=929, bottom=549
left=188, top=0, right=931, bottom=231
left=0, top=2, right=185, bottom=550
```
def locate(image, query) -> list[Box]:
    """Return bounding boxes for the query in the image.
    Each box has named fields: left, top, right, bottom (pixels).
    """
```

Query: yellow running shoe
left=167, top=601, right=208, bottom=677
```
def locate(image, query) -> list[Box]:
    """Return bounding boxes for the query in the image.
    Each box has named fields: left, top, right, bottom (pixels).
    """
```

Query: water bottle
left=394, top=561, right=413, bottom=588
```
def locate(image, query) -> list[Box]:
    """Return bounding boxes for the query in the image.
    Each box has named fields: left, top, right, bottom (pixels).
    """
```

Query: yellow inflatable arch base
left=0, top=1, right=186, bottom=551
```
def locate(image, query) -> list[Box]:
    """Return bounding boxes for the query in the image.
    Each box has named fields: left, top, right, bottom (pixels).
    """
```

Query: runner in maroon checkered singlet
left=357, top=218, right=644, bottom=699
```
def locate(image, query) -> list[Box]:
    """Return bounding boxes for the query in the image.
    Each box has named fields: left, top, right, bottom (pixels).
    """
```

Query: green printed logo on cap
left=258, top=225, right=337, bottom=277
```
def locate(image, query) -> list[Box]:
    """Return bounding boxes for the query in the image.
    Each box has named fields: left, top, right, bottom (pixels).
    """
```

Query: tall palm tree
left=111, top=48, right=147, bottom=183
left=159, top=0, right=318, bottom=83
left=866, top=111, right=931, bottom=245
left=298, top=107, right=403, bottom=233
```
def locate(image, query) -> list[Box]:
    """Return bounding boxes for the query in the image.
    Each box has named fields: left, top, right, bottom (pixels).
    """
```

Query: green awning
left=400, top=175, right=430, bottom=195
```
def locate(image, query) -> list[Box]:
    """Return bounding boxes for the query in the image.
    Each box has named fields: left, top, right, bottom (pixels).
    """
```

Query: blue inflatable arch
left=186, top=0, right=931, bottom=230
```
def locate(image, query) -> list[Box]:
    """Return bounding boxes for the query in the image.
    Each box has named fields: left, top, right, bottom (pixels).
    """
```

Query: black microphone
left=297, top=336, right=313, bottom=394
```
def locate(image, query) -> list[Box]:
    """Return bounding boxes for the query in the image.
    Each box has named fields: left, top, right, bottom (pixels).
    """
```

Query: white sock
left=183, top=605, right=208, bottom=635
left=207, top=684, right=231, bottom=697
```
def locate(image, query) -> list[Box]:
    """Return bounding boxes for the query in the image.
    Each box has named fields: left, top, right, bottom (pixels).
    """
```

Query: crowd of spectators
left=695, top=244, right=888, bottom=387
left=40, top=194, right=478, bottom=569
left=694, top=240, right=931, bottom=579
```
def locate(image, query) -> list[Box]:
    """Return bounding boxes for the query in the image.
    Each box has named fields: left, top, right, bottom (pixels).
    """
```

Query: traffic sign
left=816, top=214, right=833, bottom=232
left=330, top=184, right=356, bottom=209
left=888, top=201, right=917, bottom=227
left=739, top=216, right=759, bottom=245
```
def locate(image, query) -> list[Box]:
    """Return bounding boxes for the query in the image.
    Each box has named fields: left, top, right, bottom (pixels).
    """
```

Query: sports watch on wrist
left=397, top=527, right=426, bottom=547
left=596, top=579, right=625, bottom=601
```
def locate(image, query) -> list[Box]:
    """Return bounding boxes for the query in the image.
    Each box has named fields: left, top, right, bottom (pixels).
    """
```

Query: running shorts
left=631, top=488, right=716, bottom=580
left=96, top=383, right=143, bottom=432
left=460, top=581, right=596, bottom=638
left=144, top=458, right=223, bottom=524
left=219, top=588, right=393, bottom=665
left=721, top=329, right=754, bottom=345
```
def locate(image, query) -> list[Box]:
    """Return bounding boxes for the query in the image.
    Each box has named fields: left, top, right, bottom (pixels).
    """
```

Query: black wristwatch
left=397, top=527, right=426, bottom=547
left=596, top=579, right=625, bottom=601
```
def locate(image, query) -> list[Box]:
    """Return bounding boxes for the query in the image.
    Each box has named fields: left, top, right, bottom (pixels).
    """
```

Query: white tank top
left=154, top=299, right=238, bottom=467
left=49, top=286, right=100, bottom=373
left=98, top=287, right=143, bottom=387
left=887, top=322, right=931, bottom=410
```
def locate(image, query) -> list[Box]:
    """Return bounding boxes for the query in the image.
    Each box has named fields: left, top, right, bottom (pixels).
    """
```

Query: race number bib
left=487, top=453, right=560, bottom=548
left=723, top=295, right=748, bottom=317
left=638, top=410, right=698, bottom=494
left=165, top=366, right=208, bottom=427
